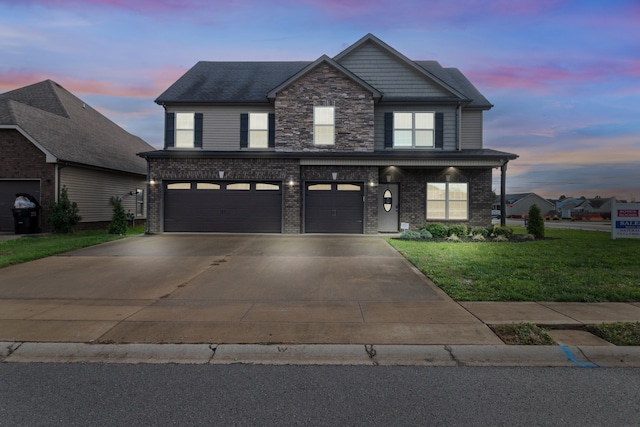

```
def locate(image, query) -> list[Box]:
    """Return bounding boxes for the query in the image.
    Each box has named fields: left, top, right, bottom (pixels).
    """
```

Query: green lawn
left=0, top=226, right=145, bottom=268
left=388, top=227, right=640, bottom=302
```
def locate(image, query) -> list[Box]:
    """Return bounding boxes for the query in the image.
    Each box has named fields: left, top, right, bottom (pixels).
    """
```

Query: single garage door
left=305, top=182, right=364, bottom=233
left=164, top=181, right=282, bottom=233
left=0, top=180, right=40, bottom=232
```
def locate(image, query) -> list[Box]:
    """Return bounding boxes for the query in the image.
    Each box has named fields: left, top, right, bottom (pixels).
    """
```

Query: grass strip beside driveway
left=388, top=228, right=640, bottom=302
left=0, top=226, right=145, bottom=268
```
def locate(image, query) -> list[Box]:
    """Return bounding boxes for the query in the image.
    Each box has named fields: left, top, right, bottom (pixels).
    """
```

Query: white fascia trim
left=0, top=125, right=58, bottom=163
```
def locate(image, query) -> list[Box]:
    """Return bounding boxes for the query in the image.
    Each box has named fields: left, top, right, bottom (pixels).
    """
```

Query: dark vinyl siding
left=460, top=110, right=483, bottom=149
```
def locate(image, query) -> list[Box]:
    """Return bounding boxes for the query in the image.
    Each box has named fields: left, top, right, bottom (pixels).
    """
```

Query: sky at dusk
left=1, top=0, right=639, bottom=200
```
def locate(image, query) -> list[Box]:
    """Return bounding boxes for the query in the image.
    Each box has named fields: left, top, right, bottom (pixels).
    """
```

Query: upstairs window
left=164, top=112, right=203, bottom=148
left=314, top=106, right=335, bottom=145
left=249, top=113, right=269, bottom=148
left=426, top=182, right=468, bottom=220
left=394, top=112, right=434, bottom=148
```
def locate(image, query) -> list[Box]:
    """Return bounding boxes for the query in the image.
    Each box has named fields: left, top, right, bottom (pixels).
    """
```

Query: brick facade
left=395, top=168, right=493, bottom=230
left=0, top=129, right=56, bottom=230
left=275, top=63, right=375, bottom=153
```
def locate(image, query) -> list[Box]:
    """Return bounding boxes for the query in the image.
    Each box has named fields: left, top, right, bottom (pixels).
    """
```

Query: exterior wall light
left=332, top=172, right=338, bottom=180
left=219, top=171, right=225, bottom=179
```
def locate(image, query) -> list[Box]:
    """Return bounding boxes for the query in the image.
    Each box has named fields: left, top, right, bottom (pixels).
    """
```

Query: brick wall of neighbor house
left=0, top=129, right=56, bottom=230
left=301, top=165, right=378, bottom=234
left=275, top=63, right=375, bottom=153
left=147, top=157, right=301, bottom=233
left=399, top=168, right=493, bottom=229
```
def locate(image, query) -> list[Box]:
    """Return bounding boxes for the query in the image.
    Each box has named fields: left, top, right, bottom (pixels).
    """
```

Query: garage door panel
left=305, top=182, right=363, bottom=234
left=164, top=181, right=281, bottom=233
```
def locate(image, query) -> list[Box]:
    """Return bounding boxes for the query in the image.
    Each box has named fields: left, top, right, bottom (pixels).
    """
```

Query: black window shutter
left=165, top=112, right=175, bottom=148
left=194, top=113, right=203, bottom=148
left=384, top=112, right=393, bottom=148
left=435, top=112, right=444, bottom=149
left=268, top=113, right=275, bottom=148
left=240, top=113, right=248, bottom=148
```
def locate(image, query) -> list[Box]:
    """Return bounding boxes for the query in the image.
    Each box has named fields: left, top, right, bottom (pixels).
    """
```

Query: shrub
left=419, top=229, right=433, bottom=239
left=489, top=225, right=513, bottom=239
left=108, top=198, right=128, bottom=235
left=48, top=186, right=81, bottom=234
left=471, top=227, right=489, bottom=238
left=448, top=224, right=467, bottom=238
left=399, top=230, right=421, bottom=240
left=445, top=234, right=461, bottom=242
left=527, top=204, right=545, bottom=238
left=422, top=223, right=449, bottom=238
left=471, top=233, right=486, bottom=241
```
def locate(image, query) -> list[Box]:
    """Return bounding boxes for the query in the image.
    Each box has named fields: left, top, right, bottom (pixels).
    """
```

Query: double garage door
left=163, top=180, right=364, bottom=234
left=164, top=181, right=282, bottom=233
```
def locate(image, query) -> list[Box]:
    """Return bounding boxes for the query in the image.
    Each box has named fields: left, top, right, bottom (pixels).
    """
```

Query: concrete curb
left=3, top=342, right=640, bottom=367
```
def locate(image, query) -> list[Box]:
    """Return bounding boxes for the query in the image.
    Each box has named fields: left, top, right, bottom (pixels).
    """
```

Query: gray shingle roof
left=0, top=80, right=153, bottom=175
left=155, top=61, right=310, bottom=104
left=155, top=35, right=492, bottom=109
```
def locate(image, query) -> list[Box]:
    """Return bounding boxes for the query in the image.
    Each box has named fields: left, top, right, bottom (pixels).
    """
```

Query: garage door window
left=308, top=184, right=332, bottom=191
left=256, top=183, right=279, bottom=191
left=426, top=182, right=468, bottom=220
left=196, top=183, right=220, bottom=190
left=337, top=184, right=361, bottom=191
left=227, top=183, right=250, bottom=190
left=167, top=183, right=191, bottom=190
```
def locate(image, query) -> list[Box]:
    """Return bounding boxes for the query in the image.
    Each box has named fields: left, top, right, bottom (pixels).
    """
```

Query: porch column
left=500, top=161, right=508, bottom=227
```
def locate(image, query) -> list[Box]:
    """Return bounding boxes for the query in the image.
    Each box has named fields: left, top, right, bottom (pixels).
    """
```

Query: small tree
left=527, top=204, right=545, bottom=238
left=108, top=197, right=128, bottom=235
left=48, top=186, right=81, bottom=233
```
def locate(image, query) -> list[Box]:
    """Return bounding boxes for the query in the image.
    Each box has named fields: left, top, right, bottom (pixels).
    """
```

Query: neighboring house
left=0, top=80, right=154, bottom=232
left=554, top=197, right=592, bottom=219
left=503, top=193, right=555, bottom=218
left=140, top=34, right=518, bottom=234
left=587, top=197, right=616, bottom=218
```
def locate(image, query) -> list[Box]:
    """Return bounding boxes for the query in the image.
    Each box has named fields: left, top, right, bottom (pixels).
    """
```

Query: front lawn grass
left=0, top=226, right=145, bottom=268
left=388, top=228, right=640, bottom=302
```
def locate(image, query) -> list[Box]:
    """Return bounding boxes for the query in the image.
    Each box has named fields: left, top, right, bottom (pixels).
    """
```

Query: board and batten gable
left=165, top=105, right=274, bottom=151
left=460, top=109, right=483, bottom=149
left=336, top=40, right=455, bottom=99
left=60, top=166, right=147, bottom=222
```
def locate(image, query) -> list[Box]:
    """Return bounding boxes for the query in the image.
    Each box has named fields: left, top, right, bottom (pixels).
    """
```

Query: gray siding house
left=0, top=80, right=153, bottom=232
left=503, top=193, right=556, bottom=218
left=141, top=34, right=517, bottom=234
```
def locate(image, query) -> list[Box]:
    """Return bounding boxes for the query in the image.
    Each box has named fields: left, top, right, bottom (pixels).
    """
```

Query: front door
left=378, top=183, right=399, bottom=232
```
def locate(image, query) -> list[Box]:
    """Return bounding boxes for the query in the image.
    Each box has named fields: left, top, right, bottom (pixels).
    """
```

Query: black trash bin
left=12, top=193, right=41, bottom=234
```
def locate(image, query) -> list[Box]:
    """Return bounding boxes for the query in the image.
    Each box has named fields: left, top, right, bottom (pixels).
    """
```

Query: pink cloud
left=0, top=66, right=187, bottom=98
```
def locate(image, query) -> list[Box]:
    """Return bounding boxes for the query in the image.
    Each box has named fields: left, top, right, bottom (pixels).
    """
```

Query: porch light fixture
left=332, top=172, right=338, bottom=180
left=219, top=171, right=225, bottom=179
left=445, top=174, right=451, bottom=182
left=386, top=175, right=391, bottom=183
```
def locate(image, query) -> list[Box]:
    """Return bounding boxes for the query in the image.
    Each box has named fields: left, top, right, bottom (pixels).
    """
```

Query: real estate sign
left=611, top=202, right=640, bottom=239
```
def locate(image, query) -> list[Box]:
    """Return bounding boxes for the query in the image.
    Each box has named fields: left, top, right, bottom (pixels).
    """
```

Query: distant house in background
left=499, top=193, right=555, bottom=218
left=0, top=80, right=154, bottom=232
left=553, top=197, right=617, bottom=219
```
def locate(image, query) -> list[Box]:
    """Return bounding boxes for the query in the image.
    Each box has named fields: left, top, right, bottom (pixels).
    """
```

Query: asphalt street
left=1, top=364, right=639, bottom=426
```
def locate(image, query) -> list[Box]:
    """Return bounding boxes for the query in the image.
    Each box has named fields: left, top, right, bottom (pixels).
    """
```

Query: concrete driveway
left=0, top=235, right=501, bottom=345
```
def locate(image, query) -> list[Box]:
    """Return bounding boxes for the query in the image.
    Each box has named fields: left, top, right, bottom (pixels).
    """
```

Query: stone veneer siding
left=147, top=157, right=301, bottom=234
left=274, top=63, right=375, bottom=153
left=0, top=129, right=56, bottom=231
left=396, top=168, right=493, bottom=229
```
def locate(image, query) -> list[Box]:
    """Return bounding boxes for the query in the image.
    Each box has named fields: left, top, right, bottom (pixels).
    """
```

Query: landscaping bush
left=489, top=225, right=513, bottom=239
left=108, top=198, right=128, bottom=235
left=471, top=227, right=489, bottom=238
left=422, top=223, right=448, bottom=238
left=399, top=230, right=421, bottom=240
left=527, top=204, right=545, bottom=238
left=419, top=229, right=433, bottom=239
left=448, top=224, right=467, bottom=238
left=48, top=186, right=81, bottom=234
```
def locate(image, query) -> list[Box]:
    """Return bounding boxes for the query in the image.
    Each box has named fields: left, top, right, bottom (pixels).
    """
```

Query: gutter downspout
left=500, top=160, right=508, bottom=227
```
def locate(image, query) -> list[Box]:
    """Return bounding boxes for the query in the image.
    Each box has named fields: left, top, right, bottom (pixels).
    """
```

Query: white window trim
left=175, top=112, right=195, bottom=148
left=394, top=111, right=435, bottom=149
left=314, top=106, right=335, bottom=146
left=426, top=182, right=469, bottom=220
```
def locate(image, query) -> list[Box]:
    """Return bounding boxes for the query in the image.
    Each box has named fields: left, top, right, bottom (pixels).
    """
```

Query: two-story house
left=140, top=34, right=517, bottom=234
